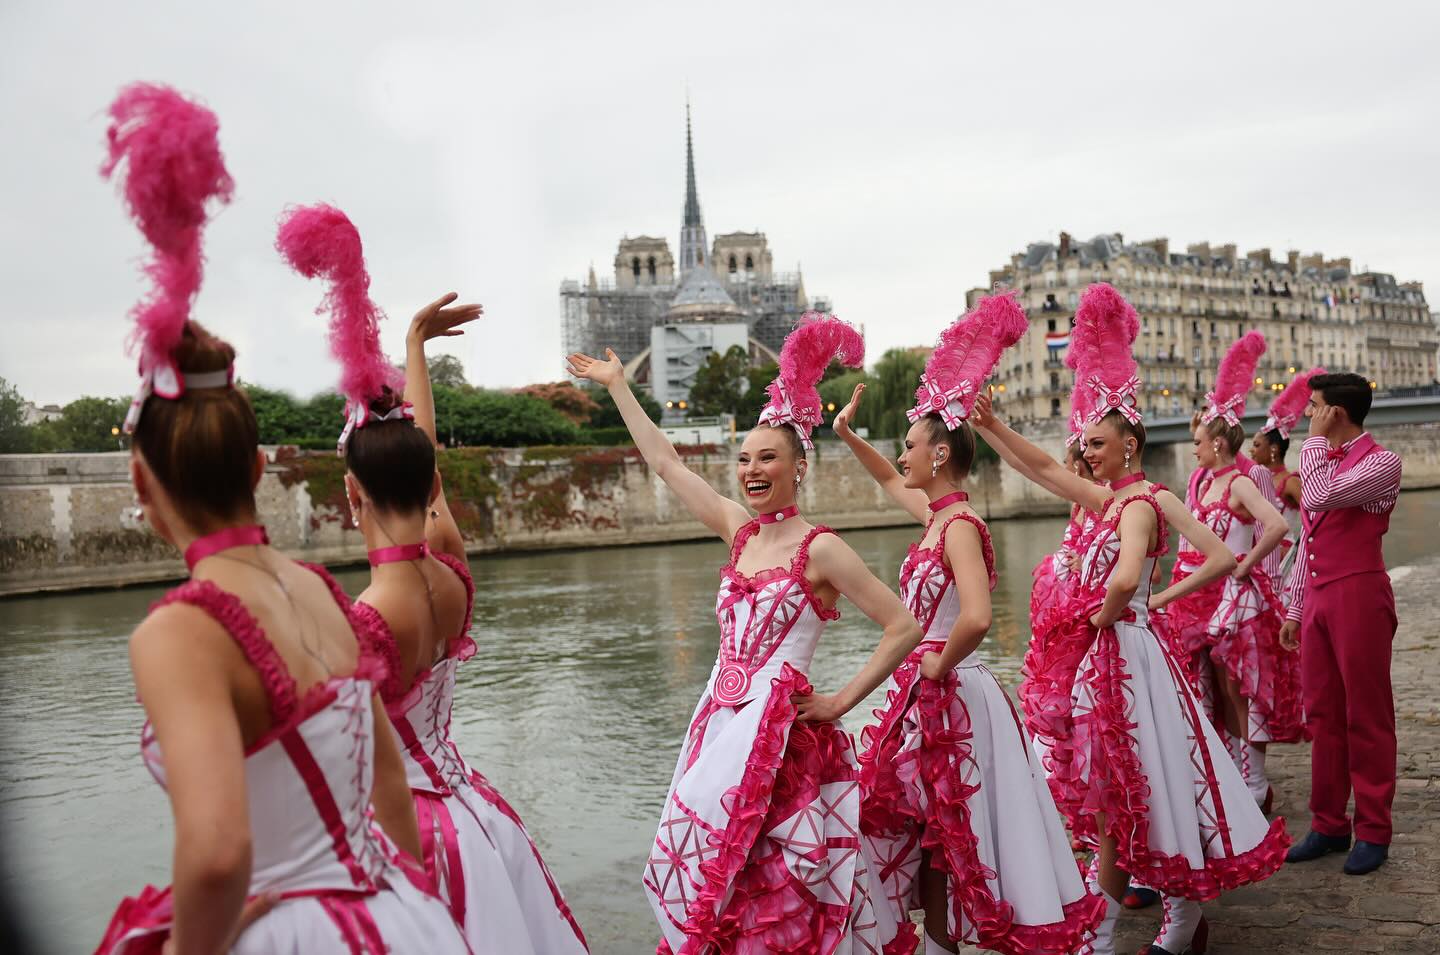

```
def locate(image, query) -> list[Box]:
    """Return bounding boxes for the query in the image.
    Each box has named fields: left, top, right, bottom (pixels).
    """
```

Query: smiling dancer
left=969, top=283, right=1288, bottom=955
left=1159, top=333, right=1297, bottom=810
left=1250, top=368, right=1325, bottom=596
left=568, top=313, right=923, bottom=954
left=96, top=85, right=467, bottom=954
left=277, top=203, right=588, bottom=953
left=833, top=293, right=1104, bottom=955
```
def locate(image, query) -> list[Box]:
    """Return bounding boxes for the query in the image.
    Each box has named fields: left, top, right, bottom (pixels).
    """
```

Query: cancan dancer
left=970, top=283, right=1289, bottom=955
left=1279, top=373, right=1402, bottom=877
left=833, top=293, right=1105, bottom=955
left=1158, top=333, right=1298, bottom=810
left=1250, top=368, right=1326, bottom=597
left=95, top=84, right=468, bottom=955
left=568, top=313, right=924, bottom=955
left=278, top=203, right=588, bottom=953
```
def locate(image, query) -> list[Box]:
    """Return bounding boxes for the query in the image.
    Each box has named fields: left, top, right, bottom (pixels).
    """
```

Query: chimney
left=1247, top=248, right=1273, bottom=268
left=1143, top=237, right=1169, bottom=259
left=1286, top=250, right=1300, bottom=272
left=1187, top=242, right=1212, bottom=258
left=1219, top=243, right=1237, bottom=261
left=1059, top=231, right=1072, bottom=258
left=1301, top=252, right=1324, bottom=271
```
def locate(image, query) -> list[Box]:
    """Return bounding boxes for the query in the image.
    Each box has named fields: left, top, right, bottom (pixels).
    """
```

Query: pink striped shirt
left=1281, top=433, right=1402, bottom=621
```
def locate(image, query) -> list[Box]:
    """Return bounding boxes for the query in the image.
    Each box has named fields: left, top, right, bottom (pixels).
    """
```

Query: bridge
left=1144, top=390, right=1440, bottom=445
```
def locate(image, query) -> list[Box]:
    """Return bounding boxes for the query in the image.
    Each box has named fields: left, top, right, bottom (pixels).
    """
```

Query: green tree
left=53, top=396, right=130, bottom=451
left=867, top=348, right=929, bottom=439
left=0, top=377, right=30, bottom=453
left=243, top=383, right=306, bottom=444
left=686, top=346, right=750, bottom=418
left=817, top=369, right=871, bottom=432
left=433, top=388, right=578, bottom=447
left=585, top=385, right=662, bottom=427
left=428, top=354, right=468, bottom=390
left=740, top=361, right=779, bottom=422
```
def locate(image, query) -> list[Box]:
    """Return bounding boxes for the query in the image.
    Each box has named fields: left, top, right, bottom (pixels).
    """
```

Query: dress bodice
left=352, top=551, right=478, bottom=796
left=139, top=566, right=397, bottom=896
left=1184, top=471, right=1253, bottom=559
left=898, top=512, right=996, bottom=659
left=1077, top=493, right=1169, bottom=627
left=708, top=522, right=837, bottom=707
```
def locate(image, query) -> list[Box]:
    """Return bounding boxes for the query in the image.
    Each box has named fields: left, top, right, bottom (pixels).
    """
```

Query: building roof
left=669, top=265, right=740, bottom=315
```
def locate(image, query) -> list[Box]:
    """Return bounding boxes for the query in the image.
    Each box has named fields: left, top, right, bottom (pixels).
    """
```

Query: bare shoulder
left=129, top=602, right=239, bottom=685
left=805, top=527, right=855, bottom=566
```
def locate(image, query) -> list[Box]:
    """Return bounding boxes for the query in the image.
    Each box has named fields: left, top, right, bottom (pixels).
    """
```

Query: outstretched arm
left=1149, top=489, right=1239, bottom=609
left=568, top=348, right=750, bottom=542
left=970, top=394, right=1111, bottom=513
left=792, top=535, right=923, bottom=721
left=406, top=293, right=483, bottom=562
left=832, top=382, right=928, bottom=524
left=1228, top=475, right=1287, bottom=577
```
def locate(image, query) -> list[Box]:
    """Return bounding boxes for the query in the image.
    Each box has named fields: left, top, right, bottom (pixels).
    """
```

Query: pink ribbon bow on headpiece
left=122, top=357, right=234, bottom=434
left=906, top=374, right=975, bottom=431
left=1065, top=408, right=1087, bottom=447
left=1200, top=391, right=1245, bottom=428
left=1086, top=375, right=1143, bottom=426
left=757, top=380, right=821, bottom=450
left=1263, top=410, right=1295, bottom=439
left=337, top=400, right=415, bottom=455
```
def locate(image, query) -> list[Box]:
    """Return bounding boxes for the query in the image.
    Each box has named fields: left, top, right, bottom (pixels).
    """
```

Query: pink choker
left=928, top=491, right=969, bottom=512
left=368, top=540, right=429, bottom=566
left=1110, top=471, right=1147, bottom=491
left=758, top=505, right=800, bottom=525
left=1212, top=464, right=1238, bottom=478
left=184, top=525, right=269, bottom=572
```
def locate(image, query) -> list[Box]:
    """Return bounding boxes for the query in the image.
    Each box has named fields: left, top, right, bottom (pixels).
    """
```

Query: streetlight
left=825, top=402, right=836, bottom=413
left=111, top=425, right=122, bottom=449
left=677, top=400, right=688, bottom=410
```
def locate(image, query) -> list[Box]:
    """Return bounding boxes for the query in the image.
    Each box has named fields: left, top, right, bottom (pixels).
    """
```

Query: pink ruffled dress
left=1023, top=493, right=1290, bottom=899
left=859, top=513, right=1104, bottom=955
left=352, top=552, right=588, bottom=955
left=1028, top=513, right=1082, bottom=628
left=643, top=522, right=898, bottom=955
left=95, top=566, right=470, bottom=955
left=1162, top=471, right=1302, bottom=745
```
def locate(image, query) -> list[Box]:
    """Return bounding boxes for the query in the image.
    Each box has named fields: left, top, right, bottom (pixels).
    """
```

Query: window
left=1047, top=318, right=1057, bottom=332
left=728, top=255, right=738, bottom=273
left=1051, top=398, right=1062, bottom=417
left=1067, top=291, right=1078, bottom=307
left=647, top=256, right=657, bottom=281
left=744, top=254, right=754, bottom=271
left=632, top=257, right=641, bottom=279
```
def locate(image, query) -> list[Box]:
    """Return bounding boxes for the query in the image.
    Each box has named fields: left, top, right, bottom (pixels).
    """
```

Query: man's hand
left=1279, top=620, right=1300, bottom=652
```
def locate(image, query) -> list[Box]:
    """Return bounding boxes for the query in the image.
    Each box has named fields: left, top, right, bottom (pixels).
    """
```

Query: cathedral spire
left=679, top=99, right=707, bottom=273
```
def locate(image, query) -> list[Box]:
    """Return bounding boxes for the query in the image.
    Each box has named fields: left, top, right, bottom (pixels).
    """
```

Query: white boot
left=923, top=930, right=956, bottom=955
left=1079, top=893, right=1121, bottom=955
left=1153, top=895, right=1206, bottom=953
left=1245, top=741, right=1270, bottom=806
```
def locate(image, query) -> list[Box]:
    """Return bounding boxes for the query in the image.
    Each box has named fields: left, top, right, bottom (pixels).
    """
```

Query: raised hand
left=832, top=382, right=865, bottom=437
left=970, top=392, right=996, bottom=430
left=409, top=292, right=483, bottom=344
left=1309, top=404, right=1342, bottom=443
left=566, top=348, right=625, bottom=388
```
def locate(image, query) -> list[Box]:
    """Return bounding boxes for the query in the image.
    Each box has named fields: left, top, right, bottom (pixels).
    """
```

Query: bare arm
left=131, top=608, right=252, bottom=955
left=1150, top=489, right=1239, bottom=609
left=1228, top=476, right=1287, bottom=576
left=792, top=535, right=923, bottom=720
left=568, top=348, right=750, bottom=541
left=970, top=395, right=1110, bottom=513
left=369, top=694, right=423, bottom=861
left=1090, top=503, right=1152, bottom=628
left=406, top=293, right=482, bottom=562
left=930, top=521, right=992, bottom=672
left=832, top=382, right=928, bottom=523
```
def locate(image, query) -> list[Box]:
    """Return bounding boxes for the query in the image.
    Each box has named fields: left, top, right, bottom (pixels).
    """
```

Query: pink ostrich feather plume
left=913, top=292, right=1026, bottom=420
left=1069, top=283, right=1139, bottom=390
left=1266, top=365, right=1326, bottom=437
left=275, top=203, right=401, bottom=406
left=760, top=312, right=864, bottom=442
left=101, top=82, right=234, bottom=370
left=1212, top=331, right=1267, bottom=410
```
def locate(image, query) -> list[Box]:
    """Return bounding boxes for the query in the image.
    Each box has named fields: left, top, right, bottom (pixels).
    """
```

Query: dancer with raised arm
left=1027, top=379, right=1097, bottom=634
left=969, top=284, right=1288, bottom=955
left=833, top=294, right=1104, bottom=955
left=278, top=203, right=588, bottom=954
left=1250, top=368, right=1325, bottom=598
left=568, top=313, right=923, bottom=955
left=1159, top=334, right=1297, bottom=811
left=1279, top=373, right=1402, bottom=877
left=96, top=85, right=468, bottom=955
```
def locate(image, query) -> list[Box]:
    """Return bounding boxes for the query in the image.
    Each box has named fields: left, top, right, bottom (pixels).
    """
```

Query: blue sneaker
left=1342, top=840, right=1388, bottom=875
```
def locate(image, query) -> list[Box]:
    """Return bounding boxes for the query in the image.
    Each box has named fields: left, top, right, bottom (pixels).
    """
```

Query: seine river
left=3, top=489, right=1437, bottom=953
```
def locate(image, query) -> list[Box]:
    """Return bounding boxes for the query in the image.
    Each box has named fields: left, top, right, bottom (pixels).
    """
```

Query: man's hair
left=1310, top=372, right=1373, bottom=426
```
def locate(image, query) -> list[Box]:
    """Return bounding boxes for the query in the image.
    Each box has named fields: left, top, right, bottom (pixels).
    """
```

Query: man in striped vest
left=1278, top=372, right=1402, bottom=876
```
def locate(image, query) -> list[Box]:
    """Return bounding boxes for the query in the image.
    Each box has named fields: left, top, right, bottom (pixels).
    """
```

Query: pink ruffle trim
left=1207, top=567, right=1305, bottom=743
left=95, top=884, right=172, bottom=954
left=862, top=651, right=1104, bottom=955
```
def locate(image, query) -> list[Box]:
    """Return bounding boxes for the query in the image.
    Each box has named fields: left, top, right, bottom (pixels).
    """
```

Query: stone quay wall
left=2, top=422, right=1437, bottom=596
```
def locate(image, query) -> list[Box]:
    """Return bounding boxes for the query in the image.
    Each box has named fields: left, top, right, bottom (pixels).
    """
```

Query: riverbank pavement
left=967, top=555, right=1440, bottom=953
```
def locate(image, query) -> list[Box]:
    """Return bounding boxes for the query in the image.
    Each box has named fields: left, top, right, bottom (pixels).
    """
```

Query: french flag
left=1045, top=330, right=1071, bottom=349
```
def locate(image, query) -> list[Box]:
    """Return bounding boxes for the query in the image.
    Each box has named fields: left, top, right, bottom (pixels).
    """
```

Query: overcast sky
left=2, top=0, right=1436, bottom=406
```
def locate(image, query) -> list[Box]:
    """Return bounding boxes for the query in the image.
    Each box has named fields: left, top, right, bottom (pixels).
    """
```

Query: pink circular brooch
left=713, top=663, right=752, bottom=707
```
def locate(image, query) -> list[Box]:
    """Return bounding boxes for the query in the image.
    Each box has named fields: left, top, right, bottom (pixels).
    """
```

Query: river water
left=3, top=489, right=1438, bottom=953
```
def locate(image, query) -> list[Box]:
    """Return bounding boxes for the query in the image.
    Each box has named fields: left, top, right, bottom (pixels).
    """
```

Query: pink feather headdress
left=275, top=203, right=406, bottom=453
left=1069, top=283, right=1142, bottom=426
left=909, top=292, right=1027, bottom=429
left=1263, top=366, right=1326, bottom=439
left=101, top=83, right=235, bottom=433
left=1201, top=331, right=1266, bottom=427
left=757, top=312, right=865, bottom=450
